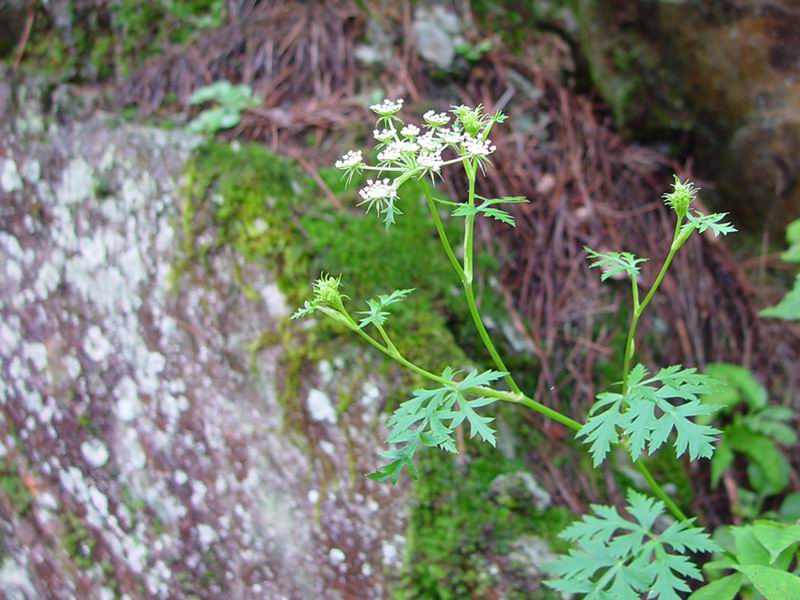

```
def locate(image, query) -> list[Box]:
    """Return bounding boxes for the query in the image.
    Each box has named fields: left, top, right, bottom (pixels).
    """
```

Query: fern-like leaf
left=579, top=364, right=720, bottom=465
left=585, top=247, right=647, bottom=282
left=681, top=211, right=737, bottom=238
left=358, top=288, right=415, bottom=328
left=369, top=368, right=501, bottom=482
left=546, top=490, right=719, bottom=599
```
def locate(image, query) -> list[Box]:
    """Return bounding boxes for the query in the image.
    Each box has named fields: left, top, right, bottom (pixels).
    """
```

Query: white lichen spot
left=114, top=376, right=140, bottom=422
left=24, top=342, right=48, bottom=372
left=306, top=389, right=336, bottom=424
left=329, top=547, right=347, bottom=566
left=261, top=283, right=290, bottom=318
left=34, top=262, right=61, bottom=299
left=0, top=159, right=23, bottom=193
left=58, top=158, right=95, bottom=204
left=89, top=486, right=109, bottom=514
left=81, top=438, right=110, bottom=468
left=21, top=159, right=40, bottom=183
left=197, top=524, right=217, bottom=547
left=64, top=355, right=81, bottom=379
left=191, top=480, right=207, bottom=505
left=83, top=326, right=112, bottom=363
left=6, top=260, right=22, bottom=282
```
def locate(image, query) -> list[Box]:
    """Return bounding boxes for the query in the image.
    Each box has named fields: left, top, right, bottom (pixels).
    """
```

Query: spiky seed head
left=451, top=105, right=485, bottom=136
left=313, top=273, right=344, bottom=310
left=662, top=175, right=699, bottom=219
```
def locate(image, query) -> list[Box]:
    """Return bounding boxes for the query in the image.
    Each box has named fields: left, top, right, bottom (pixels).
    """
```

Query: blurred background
left=0, top=1, right=798, bottom=598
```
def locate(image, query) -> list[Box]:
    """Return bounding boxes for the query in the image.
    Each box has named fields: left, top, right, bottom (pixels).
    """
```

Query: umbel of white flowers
left=333, top=100, right=505, bottom=228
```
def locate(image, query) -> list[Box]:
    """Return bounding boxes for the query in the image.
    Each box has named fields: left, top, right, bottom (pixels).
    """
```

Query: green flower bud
left=451, top=105, right=485, bottom=136
left=662, top=175, right=698, bottom=218
left=313, top=273, right=345, bottom=310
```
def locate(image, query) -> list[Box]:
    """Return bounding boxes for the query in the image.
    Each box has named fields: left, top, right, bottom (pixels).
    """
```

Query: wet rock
left=489, top=471, right=552, bottom=511
left=507, top=535, right=557, bottom=579
left=412, top=5, right=465, bottom=70
left=573, top=0, right=800, bottom=231
left=0, top=79, right=409, bottom=598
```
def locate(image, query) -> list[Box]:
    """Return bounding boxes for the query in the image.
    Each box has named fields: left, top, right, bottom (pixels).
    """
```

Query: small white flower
left=440, top=128, right=463, bottom=145
left=377, top=146, right=401, bottom=162
left=334, top=149, right=363, bottom=170
left=417, top=151, right=444, bottom=172
left=400, top=124, right=420, bottom=137
left=423, top=110, right=450, bottom=127
left=391, top=140, right=419, bottom=154
left=463, top=136, right=496, bottom=157
left=418, top=131, right=443, bottom=152
left=359, top=178, right=397, bottom=206
left=373, top=128, right=395, bottom=142
left=370, top=98, right=404, bottom=117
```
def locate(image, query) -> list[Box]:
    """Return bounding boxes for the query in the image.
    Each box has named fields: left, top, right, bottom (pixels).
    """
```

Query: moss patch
left=395, top=443, right=570, bottom=599
left=21, top=1, right=223, bottom=81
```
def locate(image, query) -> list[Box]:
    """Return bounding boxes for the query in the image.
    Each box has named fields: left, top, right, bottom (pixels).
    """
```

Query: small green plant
left=291, top=101, right=797, bottom=598
left=701, top=363, right=796, bottom=515
left=455, top=39, right=493, bottom=62
left=760, top=218, right=800, bottom=320
left=187, top=80, right=261, bottom=134
left=690, top=520, right=800, bottom=599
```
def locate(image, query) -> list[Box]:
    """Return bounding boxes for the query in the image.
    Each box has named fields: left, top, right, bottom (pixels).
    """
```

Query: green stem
left=463, top=283, right=523, bottom=395
left=425, top=171, right=522, bottom=395
left=463, top=160, right=477, bottom=281
left=337, top=310, right=581, bottom=430
left=621, top=218, right=683, bottom=395
left=635, top=461, right=688, bottom=521
left=423, top=186, right=465, bottom=280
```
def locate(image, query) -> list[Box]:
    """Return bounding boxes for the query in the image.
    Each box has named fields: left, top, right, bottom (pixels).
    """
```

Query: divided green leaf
left=680, top=211, right=737, bottom=239
left=451, top=195, right=528, bottom=227
left=546, top=490, right=718, bottom=599
left=358, top=288, right=415, bottom=328
left=578, top=364, right=720, bottom=466
left=368, top=368, right=503, bottom=483
left=584, top=247, right=647, bottom=282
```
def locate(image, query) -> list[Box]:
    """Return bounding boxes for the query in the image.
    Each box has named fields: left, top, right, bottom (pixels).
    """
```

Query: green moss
left=395, top=443, right=571, bottom=599
left=61, top=511, right=97, bottom=570
left=0, top=457, right=34, bottom=517
left=21, top=0, right=222, bottom=82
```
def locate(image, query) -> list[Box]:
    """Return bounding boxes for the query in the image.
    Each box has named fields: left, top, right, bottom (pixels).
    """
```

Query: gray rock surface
left=0, top=81, right=408, bottom=599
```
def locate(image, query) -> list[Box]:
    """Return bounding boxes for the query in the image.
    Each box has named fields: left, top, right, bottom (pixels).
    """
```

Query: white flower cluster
left=334, top=100, right=506, bottom=226
left=358, top=178, right=397, bottom=207
left=463, top=137, right=496, bottom=158
left=373, top=128, right=394, bottom=142
left=423, top=110, right=450, bottom=128
left=417, top=151, right=444, bottom=172
left=334, top=149, right=363, bottom=170
left=400, top=124, right=420, bottom=137
left=370, top=99, right=404, bottom=117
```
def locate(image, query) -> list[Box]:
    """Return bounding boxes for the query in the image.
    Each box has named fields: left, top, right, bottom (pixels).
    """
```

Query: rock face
left=0, top=81, right=408, bottom=599
left=573, top=0, right=800, bottom=231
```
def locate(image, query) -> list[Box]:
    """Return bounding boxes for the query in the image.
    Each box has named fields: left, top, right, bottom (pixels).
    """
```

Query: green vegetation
left=289, top=101, right=798, bottom=599
left=23, top=0, right=223, bottom=80
left=188, top=81, right=261, bottom=134
left=397, top=448, right=569, bottom=600
left=702, top=363, right=797, bottom=519
left=0, top=457, right=34, bottom=517
left=760, top=219, right=800, bottom=321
